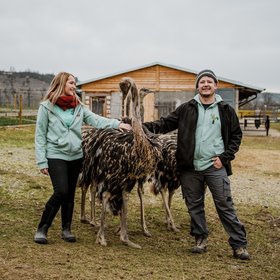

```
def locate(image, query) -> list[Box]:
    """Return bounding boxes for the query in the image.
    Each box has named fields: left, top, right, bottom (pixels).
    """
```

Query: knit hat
left=195, top=69, right=218, bottom=88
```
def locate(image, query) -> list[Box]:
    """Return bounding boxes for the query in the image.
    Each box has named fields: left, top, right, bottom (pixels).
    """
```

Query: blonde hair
left=43, top=72, right=81, bottom=105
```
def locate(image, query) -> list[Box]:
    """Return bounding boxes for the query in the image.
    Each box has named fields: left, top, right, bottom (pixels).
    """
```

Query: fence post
left=18, top=94, right=22, bottom=124
left=265, top=115, right=270, bottom=136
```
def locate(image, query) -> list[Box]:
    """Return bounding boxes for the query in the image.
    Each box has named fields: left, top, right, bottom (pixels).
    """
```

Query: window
left=91, top=97, right=105, bottom=116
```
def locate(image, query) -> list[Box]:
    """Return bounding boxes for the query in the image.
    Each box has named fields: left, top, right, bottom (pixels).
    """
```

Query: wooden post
left=18, top=94, right=22, bottom=124
left=14, top=94, right=17, bottom=109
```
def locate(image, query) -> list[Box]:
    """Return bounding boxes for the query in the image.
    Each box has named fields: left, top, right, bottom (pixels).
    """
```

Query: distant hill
left=242, top=92, right=280, bottom=111
left=0, top=70, right=55, bottom=109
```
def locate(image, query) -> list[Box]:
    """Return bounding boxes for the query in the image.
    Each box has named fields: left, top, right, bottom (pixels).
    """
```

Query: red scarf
left=56, top=95, right=78, bottom=111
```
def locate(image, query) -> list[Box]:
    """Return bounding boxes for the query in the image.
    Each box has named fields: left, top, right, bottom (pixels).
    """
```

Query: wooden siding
left=79, top=64, right=241, bottom=118
left=80, top=65, right=237, bottom=93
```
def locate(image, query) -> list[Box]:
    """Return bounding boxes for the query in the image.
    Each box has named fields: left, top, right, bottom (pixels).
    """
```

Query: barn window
left=156, top=101, right=176, bottom=118
left=91, top=97, right=105, bottom=116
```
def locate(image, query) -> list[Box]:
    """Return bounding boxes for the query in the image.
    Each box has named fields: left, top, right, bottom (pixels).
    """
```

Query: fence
left=238, top=109, right=280, bottom=121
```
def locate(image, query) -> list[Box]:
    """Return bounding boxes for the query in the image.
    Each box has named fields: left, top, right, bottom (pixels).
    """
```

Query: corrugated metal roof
left=77, top=62, right=265, bottom=92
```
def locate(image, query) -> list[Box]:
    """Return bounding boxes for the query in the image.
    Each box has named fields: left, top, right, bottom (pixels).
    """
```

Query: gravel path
left=231, top=146, right=280, bottom=208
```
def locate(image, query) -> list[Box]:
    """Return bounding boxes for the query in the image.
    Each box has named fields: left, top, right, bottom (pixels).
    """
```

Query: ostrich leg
left=119, top=190, right=141, bottom=249
left=80, top=184, right=98, bottom=226
left=160, top=188, right=179, bottom=232
left=137, top=183, right=152, bottom=237
left=80, top=186, right=89, bottom=223
left=96, top=191, right=110, bottom=246
left=89, top=183, right=99, bottom=227
left=168, top=189, right=180, bottom=230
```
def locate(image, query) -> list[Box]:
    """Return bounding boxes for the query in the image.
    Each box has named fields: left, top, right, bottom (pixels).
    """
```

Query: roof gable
left=77, top=62, right=264, bottom=92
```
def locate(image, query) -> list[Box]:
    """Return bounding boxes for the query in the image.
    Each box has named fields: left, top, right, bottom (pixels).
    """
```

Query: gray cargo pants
left=180, top=165, right=247, bottom=249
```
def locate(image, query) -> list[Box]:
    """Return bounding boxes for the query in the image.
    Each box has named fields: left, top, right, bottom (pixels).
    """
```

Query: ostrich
left=80, top=86, right=180, bottom=235
left=151, top=134, right=181, bottom=231
left=79, top=77, right=162, bottom=248
left=79, top=87, right=154, bottom=228
left=124, top=87, right=151, bottom=122
left=123, top=89, right=181, bottom=235
left=135, top=133, right=181, bottom=235
left=122, top=86, right=161, bottom=237
left=79, top=126, right=99, bottom=226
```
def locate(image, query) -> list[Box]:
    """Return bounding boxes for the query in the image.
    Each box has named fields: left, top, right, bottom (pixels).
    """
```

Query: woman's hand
left=119, top=122, right=132, bottom=131
left=40, top=168, right=49, bottom=175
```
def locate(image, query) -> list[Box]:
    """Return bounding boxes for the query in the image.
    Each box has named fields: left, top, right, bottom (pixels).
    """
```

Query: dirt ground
left=0, top=127, right=280, bottom=279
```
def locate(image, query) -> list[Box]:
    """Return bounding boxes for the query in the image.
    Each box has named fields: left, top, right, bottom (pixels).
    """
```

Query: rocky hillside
left=0, top=71, right=54, bottom=109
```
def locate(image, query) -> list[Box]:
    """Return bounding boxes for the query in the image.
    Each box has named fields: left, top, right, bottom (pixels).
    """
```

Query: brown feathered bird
left=124, top=87, right=151, bottom=122
left=135, top=133, right=181, bottom=235
left=151, top=134, right=180, bottom=231
left=78, top=77, right=162, bottom=248
left=79, top=126, right=98, bottom=226
left=123, top=89, right=181, bottom=235
left=79, top=87, right=154, bottom=228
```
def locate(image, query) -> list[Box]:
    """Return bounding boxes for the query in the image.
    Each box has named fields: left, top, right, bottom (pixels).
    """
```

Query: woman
left=34, top=72, right=131, bottom=244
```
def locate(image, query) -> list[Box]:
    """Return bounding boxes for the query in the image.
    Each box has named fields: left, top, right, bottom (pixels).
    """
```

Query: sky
left=1, top=0, right=280, bottom=92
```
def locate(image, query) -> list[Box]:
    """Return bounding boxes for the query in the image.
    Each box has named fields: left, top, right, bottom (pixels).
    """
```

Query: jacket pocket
left=58, top=138, right=69, bottom=149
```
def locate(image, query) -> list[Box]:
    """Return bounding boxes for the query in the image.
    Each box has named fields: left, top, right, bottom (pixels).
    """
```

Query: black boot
left=61, top=224, right=76, bottom=242
left=35, top=202, right=60, bottom=244
left=34, top=224, right=48, bottom=244
left=61, top=202, right=76, bottom=242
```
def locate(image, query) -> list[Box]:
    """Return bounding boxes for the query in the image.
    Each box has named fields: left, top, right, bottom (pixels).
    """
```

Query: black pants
left=38, top=158, right=83, bottom=229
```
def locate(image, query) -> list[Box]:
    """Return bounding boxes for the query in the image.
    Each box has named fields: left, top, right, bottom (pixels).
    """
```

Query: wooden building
left=77, top=62, right=264, bottom=121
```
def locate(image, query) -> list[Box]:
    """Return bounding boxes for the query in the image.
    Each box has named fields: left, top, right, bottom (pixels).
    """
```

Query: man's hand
left=212, top=157, right=223, bottom=169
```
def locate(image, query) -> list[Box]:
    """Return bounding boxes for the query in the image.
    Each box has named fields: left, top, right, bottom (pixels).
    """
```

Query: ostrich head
left=139, top=87, right=153, bottom=100
left=119, top=77, right=133, bottom=102
left=119, top=77, right=140, bottom=119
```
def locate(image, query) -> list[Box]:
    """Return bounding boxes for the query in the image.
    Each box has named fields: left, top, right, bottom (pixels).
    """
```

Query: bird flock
left=78, top=77, right=180, bottom=248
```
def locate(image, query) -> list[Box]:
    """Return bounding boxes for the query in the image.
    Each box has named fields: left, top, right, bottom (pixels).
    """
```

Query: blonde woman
left=34, top=72, right=131, bottom=244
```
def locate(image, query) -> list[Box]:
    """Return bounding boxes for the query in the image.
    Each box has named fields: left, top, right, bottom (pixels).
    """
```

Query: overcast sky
left=1, top=0, right=279, bottom=92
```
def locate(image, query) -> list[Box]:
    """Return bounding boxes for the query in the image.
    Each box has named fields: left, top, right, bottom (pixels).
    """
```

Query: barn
left=77, top=62, right=264, bottom=121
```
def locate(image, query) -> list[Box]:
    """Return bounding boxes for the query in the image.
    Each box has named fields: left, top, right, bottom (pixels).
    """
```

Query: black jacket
left=144, top=99, right=242, bottom=175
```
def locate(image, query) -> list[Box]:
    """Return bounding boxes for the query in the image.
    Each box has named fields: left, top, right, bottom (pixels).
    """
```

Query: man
left=144, top=69, right=250, bottom=260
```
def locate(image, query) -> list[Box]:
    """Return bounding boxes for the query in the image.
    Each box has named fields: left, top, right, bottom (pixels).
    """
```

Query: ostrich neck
left=132, top=116, right=148, bottom=153
left=130, top=84, right=148, bottom=151
left=131, top=84, right=141, bottom=119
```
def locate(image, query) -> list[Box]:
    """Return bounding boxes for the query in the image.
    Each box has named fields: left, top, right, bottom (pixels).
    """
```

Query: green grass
left=0, top=126, right=280, bottom=279
left=0, top=125, right=35, bottom=148
left=0, top=116, right=37, bottom=126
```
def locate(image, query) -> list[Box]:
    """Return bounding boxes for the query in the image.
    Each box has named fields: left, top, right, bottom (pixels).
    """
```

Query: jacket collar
left=193, top=93, right=223, bottom=106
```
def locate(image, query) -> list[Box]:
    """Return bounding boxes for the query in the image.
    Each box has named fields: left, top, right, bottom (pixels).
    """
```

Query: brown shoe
left=191, top=236, right=207, bottom=253
left=233, top=247, right=250, bottom=260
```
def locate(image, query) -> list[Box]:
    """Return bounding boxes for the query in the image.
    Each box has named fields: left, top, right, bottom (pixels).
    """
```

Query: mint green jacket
left=35, top=100, right=120, bottom=169
left=193, top=94, right=225, bottom=171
